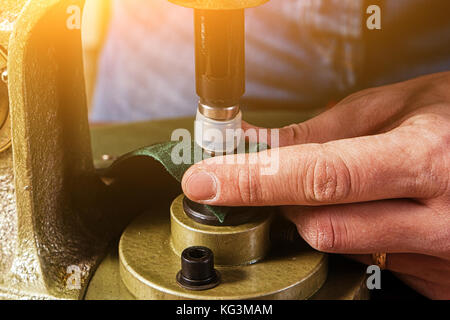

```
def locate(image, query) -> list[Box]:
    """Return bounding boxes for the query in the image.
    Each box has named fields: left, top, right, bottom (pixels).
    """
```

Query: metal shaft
left=194, top=9, right=245, bottom=120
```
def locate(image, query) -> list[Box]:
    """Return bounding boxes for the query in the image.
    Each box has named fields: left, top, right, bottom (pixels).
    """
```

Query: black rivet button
left=176, top=246, right=221, bottom=291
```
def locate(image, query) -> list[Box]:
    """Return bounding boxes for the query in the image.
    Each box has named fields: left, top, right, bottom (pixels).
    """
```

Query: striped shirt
left=92, top=0, right=450, bottom=122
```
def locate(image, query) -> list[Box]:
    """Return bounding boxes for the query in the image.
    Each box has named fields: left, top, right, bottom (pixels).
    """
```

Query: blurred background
left=82, top=0, right=366, bottom=122
left=82, top=0, right=111, bottom=112
left=82, top=0, right=450, bottom=123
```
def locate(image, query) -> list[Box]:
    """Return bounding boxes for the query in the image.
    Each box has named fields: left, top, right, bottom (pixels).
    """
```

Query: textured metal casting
left=0, top=85, right=10, bottom=153
left=0, top=45, right=11, bottom=153
left=0, top=0, right=133, bottom=300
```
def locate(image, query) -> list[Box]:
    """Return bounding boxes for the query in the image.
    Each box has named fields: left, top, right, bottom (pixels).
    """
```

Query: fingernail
left=185, top=171, right=217, bottom=201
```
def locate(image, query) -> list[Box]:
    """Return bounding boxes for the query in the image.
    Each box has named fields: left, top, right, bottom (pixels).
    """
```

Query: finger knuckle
left=427, top=125, right=450, bottom=162
left=341, top=87, right=384, bottom=109
left=406, top=114, right=450, bottom=196
left=304, top=149, right=352, bottom=204
left=428, top=129, right=450, bottom=196
left=236, top=164, right=262, bottom=205
left=299, top=214, right=342, bottom=252
left=283, top=123, right=311, bottom=145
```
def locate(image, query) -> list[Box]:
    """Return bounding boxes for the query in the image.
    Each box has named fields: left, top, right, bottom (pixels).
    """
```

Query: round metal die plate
left=119, top=197, right=328, bottom=300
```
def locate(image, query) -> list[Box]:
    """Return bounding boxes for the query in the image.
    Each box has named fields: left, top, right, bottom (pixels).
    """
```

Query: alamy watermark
left=66, top=3, right=381, bottom=31
left=170, top=126, right=281, bottom=176
left=366, top=5, right=382, bottom=30
left=66, top=5, right=81, bottom=30
left=66, top=265, right=82, bottom=290
left=367, top=265, right=382, bottom=290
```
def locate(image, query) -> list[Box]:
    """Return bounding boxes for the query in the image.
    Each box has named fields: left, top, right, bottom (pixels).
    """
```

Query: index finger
left=182, top=126, right=442, bottom=207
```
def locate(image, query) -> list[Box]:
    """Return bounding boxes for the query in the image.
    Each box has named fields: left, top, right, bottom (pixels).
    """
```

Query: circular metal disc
left=119, top=203, right=328, bottom=300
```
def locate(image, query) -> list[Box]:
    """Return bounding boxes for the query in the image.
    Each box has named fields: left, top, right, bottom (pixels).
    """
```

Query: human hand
left=181, top=72, right=450, bottom=299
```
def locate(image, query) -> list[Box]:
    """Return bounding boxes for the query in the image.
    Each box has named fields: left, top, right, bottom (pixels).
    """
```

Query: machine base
left=118, top=200, right=328, bottom=300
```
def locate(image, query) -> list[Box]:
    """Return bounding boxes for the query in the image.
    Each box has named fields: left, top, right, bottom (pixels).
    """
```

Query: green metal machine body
left=0, top=0, right=368, bottom=300
left=0, top=0, right=135, bottom=299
